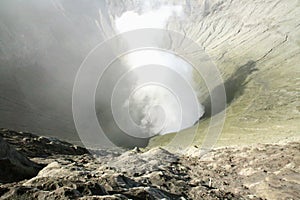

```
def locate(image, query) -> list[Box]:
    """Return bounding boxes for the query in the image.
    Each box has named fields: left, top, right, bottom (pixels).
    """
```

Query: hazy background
left=1, top=0, right=299, bottom=148
left=0, top=0, right=203, bottom=147
left=0, top=0, right=110, bottom=143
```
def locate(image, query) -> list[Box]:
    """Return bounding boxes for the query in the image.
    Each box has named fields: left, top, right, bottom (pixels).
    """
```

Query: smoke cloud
left=0, top=0, right=204, bottom=148
left=102, top=4, right=204, bottom=139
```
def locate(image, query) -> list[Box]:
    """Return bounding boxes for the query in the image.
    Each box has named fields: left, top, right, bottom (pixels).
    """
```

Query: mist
left=0, top=0, right=205, bottom=148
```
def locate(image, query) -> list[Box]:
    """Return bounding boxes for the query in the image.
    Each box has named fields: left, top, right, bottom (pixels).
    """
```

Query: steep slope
left=144, top=0, right=300, bottom=148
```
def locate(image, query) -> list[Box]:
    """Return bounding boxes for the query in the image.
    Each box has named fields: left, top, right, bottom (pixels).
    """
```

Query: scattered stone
left=0, top=130, right=299, bottom=199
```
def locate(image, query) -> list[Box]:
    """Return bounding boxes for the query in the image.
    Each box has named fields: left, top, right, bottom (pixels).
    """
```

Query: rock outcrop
left=0, top=136, right=41, bottom=183
left=0, top=130, right=299, bottom=199
left=0, top=129, right=89, bottom=158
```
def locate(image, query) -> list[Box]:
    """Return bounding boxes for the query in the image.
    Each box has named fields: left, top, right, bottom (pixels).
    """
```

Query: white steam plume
left=113, top=4, right=203, bottom=137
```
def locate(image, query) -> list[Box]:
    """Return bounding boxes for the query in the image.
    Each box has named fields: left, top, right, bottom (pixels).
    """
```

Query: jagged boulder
left=0, top=136, right=42, bottom=183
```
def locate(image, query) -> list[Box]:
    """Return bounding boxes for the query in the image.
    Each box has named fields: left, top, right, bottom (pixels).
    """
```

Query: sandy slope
left=140, top=0, right=300, bottom=148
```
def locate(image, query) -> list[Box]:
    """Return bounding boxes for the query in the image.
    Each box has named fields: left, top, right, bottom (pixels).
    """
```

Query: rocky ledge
left=0, top=129, right=299, bottom=200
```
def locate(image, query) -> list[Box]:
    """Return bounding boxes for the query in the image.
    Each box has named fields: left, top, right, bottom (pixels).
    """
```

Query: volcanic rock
left=1, top=130, right=299, bottom=199
left=0, top=136, right=42, bottom=183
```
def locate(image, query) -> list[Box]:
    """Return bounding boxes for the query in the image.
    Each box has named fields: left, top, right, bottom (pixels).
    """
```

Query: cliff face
left=0, top=0, right=299, bottom=147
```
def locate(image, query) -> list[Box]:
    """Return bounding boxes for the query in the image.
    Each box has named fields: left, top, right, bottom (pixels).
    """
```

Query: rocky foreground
left=0, top=129, right=299, bottom=200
